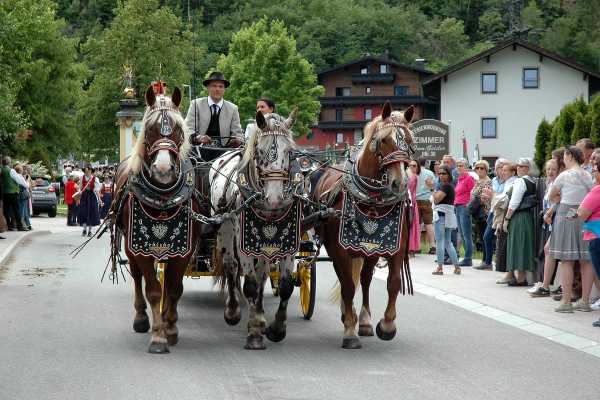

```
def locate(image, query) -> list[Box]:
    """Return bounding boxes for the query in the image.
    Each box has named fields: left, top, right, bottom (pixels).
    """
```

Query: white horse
left=210, top=109, right=299, bottom=350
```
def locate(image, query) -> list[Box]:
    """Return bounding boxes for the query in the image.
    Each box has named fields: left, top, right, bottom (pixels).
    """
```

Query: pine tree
left=571, top=111, right=590, bottom=143
left=534, top=118, right=552, bottom=171
left=589, top=95, right=600, bottom=146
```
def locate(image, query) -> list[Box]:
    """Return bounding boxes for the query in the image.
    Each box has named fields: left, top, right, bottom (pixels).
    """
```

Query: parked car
left=31, top=176, right=57, bottom=218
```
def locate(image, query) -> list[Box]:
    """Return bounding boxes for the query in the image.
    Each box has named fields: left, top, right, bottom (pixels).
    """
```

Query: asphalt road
left=1, top=230, right=599, bottom=400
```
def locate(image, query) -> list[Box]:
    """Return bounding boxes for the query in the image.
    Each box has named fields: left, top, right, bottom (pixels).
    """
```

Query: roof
left=423, top=38, right=600, bottom=85
left=318, top=55, right=433, bottom=76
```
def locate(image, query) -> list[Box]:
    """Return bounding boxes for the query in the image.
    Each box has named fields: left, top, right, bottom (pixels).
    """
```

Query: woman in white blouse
left=549, top=146, right=594, bottom=313
left=503, top=158, right=538, bottom=286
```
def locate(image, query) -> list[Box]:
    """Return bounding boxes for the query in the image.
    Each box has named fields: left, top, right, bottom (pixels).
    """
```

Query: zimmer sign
left=409, top=119, right=449, bottom=160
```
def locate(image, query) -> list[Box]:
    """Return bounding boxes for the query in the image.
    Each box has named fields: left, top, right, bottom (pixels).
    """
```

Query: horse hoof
left=133, top=316, right=150, bottom=333
left=358, top=324, right=374, bottom=337
left=376, top=321, right=397, bottom=341
left=244, top=335, right=266, bottom=350
left=341, top=337, right=362, bottom=349
left=167, top=334, right=178, bottom=346
left=148, top=342, right=170, bottom=354
left=265, top=326, right=286, bottom=343
left=224, top=309, right=241, bottom=326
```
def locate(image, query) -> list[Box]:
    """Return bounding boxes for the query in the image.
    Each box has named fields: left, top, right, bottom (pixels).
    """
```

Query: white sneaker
left=591, top=298, right=600, bottom=311
left=527, top=282, right=543, bottom=294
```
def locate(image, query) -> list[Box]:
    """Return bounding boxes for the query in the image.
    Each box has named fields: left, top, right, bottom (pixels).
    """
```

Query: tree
left=0, top=0, right=82, bottom=162
left=477, top=10, right=505, bottom=40
left=78, top=0, right=196, bottom=159
left=589, top=95, right=600, bottom=146
left=571, top=111, right=590, bottom=144
left=534, top=118, right=552, bottom=171
left=215, top=18, right=324, bottom=137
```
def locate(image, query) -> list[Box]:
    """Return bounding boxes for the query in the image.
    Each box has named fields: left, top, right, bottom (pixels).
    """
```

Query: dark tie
left=211, top=104, right=219, bottom=116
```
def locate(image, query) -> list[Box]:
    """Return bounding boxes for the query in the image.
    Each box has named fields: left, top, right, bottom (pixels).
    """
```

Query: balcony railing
left=351, top=73, right=395, bottom=83
left=319, top=95, right=436, bottom=106
left=316, top=120, right=367, bottom=130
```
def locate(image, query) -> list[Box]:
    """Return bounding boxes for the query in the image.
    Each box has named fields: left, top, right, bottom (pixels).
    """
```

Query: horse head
left=242, top=108, right=298, bottom=209
left=361, top=102, right=415, bottom=196
left=128, top=85, right=190, bottom=188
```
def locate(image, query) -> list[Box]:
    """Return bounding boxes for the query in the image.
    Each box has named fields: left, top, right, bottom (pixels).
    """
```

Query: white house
left=423, top=39, right=600, bottom=165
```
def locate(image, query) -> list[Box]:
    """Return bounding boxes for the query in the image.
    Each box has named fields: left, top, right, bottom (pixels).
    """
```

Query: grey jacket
left=184, top=97, right=242, bottom=141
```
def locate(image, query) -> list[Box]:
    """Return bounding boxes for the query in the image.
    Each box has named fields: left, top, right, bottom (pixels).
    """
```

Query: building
left=423, top=38, right=600, bottom=164
left=296, top=55, right=438, bottom=150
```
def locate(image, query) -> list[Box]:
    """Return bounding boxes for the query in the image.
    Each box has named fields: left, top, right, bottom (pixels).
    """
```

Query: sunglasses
left=438, top=172, right=448, bottom=176
left=475, top=166, right=486, bottom=170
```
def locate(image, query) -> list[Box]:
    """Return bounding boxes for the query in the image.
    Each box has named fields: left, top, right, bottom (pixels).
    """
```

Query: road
left=1, top=228, right=599, bottom=400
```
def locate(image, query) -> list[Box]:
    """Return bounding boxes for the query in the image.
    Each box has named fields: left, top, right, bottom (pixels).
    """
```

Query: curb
left=0, top=230, right=51, bottom=266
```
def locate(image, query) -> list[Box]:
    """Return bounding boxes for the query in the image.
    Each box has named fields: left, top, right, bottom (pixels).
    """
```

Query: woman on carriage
left=77, top=166, right=101, bottom=237
left=244, top=97, right=276, bottom=140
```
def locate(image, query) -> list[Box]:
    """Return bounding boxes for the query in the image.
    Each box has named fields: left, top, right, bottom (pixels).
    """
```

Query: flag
left=461, top=133, right=468, bottom=162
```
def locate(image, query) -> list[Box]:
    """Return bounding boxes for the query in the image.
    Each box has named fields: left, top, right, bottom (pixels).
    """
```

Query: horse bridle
left=350, top=119, right=413, bottom=201
left=144, top=100, right=184, bottom=160
left=372, top=119, right=414, bottom=171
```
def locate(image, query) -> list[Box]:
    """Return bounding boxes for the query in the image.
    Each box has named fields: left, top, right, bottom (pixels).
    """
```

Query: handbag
left=19, top=186, right=30, bottom=201
left=467, top=195, right=485, bottom=219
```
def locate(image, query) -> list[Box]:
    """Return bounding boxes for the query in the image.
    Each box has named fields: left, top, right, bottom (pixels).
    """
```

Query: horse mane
left=240, top=113, right=295, bottom=170
left=127, top=102, right=191, bottom=175
left=359, top=110, right=412, bottom=158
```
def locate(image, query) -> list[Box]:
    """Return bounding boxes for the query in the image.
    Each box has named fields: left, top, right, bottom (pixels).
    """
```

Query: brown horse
left=314, top=102, right=415, bottom=349
left=110, top=85, right=200, bottom=353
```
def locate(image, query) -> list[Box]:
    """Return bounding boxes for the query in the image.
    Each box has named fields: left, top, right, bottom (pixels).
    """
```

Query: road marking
left=373, top=269, right=600, bottom=359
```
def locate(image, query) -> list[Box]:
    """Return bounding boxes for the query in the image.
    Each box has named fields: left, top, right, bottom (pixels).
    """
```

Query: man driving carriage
left=184, top=71, right=243, bottom=152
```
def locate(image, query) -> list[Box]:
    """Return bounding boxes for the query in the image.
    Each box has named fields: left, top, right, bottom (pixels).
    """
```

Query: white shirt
left=552, top=167, right=594, bottom=205
left=508, top=175, right=533, bottom=210
left=502, top=176, right=516, bottom=194
left=207, top=97, right=224, bottom=113
left=10, top=169, right=29, bottom=189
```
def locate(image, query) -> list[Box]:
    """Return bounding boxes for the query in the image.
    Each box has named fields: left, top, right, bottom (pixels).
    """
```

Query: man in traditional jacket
left=185, top=71, right=243, bottom=149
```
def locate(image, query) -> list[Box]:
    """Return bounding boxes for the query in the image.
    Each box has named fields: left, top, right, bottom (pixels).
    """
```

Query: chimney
left=415, top=58, right=426, bottom=70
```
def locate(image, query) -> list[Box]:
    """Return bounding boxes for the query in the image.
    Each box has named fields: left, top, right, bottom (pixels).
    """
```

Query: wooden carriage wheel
left=298, top=259, right=316, bottom=320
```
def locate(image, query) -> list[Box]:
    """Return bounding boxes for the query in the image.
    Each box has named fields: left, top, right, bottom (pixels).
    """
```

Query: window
left=380, top=64, right=388, bottom=73
left=394, top=85, right=408, bottom=96
left=481, top=73, right=497, bottom=94
left=336, top=133, right=344, bottom=144
left=523, top=68, right=539, bottom=88
left=360, top=67, right=368, bottom=75
left=481, top=117, right=497, bottom=138
left=335, top=108, right=343, bottom=121
left=335, top=87, right=351, bottom=97
left=364, top=108, right=372, bottom=120
left=366, top=86, right=372, bottom=94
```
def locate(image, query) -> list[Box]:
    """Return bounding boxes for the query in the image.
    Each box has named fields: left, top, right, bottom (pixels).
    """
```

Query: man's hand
left=481, top=187, right=493, bottom=201
left=194, top=134, right=212, bottom=145
left=228, top=137, right=242, bottom=148
left=543, top=209, right=554, bottom=225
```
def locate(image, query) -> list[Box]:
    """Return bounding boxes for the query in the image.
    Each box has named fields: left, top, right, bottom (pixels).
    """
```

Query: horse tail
left=329, top=257, right=364, bottom=303
left=211, top=242, right=226, bottom=293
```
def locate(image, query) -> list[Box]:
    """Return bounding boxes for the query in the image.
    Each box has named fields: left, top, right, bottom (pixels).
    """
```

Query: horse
left=110, top=85, right=200, bottom=353
left=313, top=102, right=415, bottom=349
left=210, top=109, right=300, bottom=350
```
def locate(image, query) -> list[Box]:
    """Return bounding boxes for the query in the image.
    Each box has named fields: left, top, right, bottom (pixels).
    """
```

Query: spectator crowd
left=407, top=138, right=600, bottom=328
left=61, top=162, right=115, bottom=236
